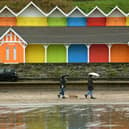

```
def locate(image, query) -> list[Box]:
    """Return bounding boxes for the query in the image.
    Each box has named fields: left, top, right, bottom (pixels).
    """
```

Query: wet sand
left=0, top=88, right=129, bottom=105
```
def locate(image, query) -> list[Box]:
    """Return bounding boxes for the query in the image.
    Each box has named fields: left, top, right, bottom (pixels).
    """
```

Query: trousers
left=86, top=90, right=93, bottom=97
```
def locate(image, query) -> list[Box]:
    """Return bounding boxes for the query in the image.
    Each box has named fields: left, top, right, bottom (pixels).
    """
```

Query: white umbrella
left=88, top=72, right=100, bottom=77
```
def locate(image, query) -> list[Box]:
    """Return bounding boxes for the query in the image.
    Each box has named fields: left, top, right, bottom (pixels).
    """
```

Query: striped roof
left=0, top=27, right=129, bottom=44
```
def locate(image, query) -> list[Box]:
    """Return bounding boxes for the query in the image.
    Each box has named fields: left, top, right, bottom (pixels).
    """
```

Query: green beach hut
left=47, top=6, right=67, bottom=26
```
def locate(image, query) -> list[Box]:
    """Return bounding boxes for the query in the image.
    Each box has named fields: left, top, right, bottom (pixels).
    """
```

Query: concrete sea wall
left=1, top=63, right=129, bottom=80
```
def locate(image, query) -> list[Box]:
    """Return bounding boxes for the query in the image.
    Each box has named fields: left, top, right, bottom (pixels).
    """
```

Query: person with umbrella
left=85, top=72, right=99, bottom=99
left=58, top=75, right=69, bottom=99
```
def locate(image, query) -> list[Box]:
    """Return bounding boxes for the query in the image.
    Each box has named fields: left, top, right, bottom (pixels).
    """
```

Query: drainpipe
left=44, top=45, right=48, bottom=63
left=87, top=44, right=91, bottom=63
left=108, top=44, right=112, bottom=63
left=65, top=44, right=69, bottom=63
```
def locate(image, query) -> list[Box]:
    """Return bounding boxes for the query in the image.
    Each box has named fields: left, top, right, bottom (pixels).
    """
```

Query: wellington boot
left=91, top=96, right=96, bottom=99
left=57, top=94, right=60, bottom=98
left=62, top=96, right=66, bottom=99
left=84, top=94, right=87, bottom=98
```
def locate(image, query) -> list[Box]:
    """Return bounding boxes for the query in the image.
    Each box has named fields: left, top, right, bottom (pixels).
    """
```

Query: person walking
left=58, top=75, right=68, bottom=99
left=85, top=74, right=96, bottom=99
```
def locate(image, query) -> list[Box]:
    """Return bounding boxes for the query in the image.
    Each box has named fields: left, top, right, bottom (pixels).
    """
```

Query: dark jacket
left=60, top=77, right=66, bottom=88
left=88, top=76, right=94, bottom=90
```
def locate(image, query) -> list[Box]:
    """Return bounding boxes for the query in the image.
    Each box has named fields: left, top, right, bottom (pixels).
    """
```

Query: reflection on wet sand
left=0, top=107, right=26, bottom=129
left=0, top=105, right=129, bottom=129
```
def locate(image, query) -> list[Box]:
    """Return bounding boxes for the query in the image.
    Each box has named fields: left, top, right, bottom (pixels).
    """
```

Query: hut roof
left=0, top=27, right=129, bottom=44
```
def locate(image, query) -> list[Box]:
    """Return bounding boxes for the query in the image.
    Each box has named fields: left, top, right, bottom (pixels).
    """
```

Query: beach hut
left=25, top=44, right=45, bottom=63
left=47, top=45, right=66, bottom=63
left=87, top=6, right=106, bottom=26
left=89, top=44, right=109, bottom=62
left=68, top=44, right=87, bottom=63
left=47, top=6, right=67, bottom=26
left=111, top=44, right=129, bottom=62
left=106, top=6, right=126, bottom=26
left=67, top=6, right=87, bottom=27
left=126, top=12, right=129, bottom=26
left=0, top=28, right=27, bottom=63
left=0, top=6, right=16, bottom=26
left=17, top=1, right=47, bottom=26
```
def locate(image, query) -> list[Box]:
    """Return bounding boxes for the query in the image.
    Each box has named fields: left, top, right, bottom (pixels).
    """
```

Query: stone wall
left=1, top=63, right=129, bottom=80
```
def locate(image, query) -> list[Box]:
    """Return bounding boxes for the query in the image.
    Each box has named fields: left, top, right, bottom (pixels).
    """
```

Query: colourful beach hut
left=47, top=6, right=67, bottom=26
left=25, top=44, right=45, bottom=63
left=89, top=44, right=109, bottom=62
left=87, top=6, right=106, bottom=26
left=0, top=28, right=27, bottom=63
left=17, top=1, right=47, bottom=26
left=67, top=6, right=87, bottom=27
left=111, top=44, right=129, bottom=62
left=106, top=6, right=126, bottom=26
left=126, top=12, right=129, bottom=26
left=0, top=6, right=16, bottom=26
left=68, top=44, right=87, bottom=63
left=47, top=45, right=66, bottom=63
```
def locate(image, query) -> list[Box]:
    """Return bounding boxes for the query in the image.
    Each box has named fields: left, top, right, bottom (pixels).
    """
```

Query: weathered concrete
left=0, top=80, right=129, bottom=90
left=1, top=63, right=129, bottom=80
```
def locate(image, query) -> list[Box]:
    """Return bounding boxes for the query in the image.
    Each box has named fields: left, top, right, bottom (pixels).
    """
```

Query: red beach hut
left=87, top=6, right=106, bottom=26
left=89, top=44, right=109, bottom=62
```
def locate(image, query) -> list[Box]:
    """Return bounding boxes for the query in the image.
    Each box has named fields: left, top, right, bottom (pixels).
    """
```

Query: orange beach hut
left=111, top=44, right=129, bottom=62
left=0, top=28, right=27, bottom=63
left=106, top=6, right=126, bottom=26
left=0, top=6, right=16, bottom=26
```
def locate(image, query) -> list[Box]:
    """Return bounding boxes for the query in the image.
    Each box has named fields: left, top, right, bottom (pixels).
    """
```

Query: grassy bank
left=74, top=0, right=129, bottom=13
left=0, top=0, right=129, bottom=13
left=0, top=0, right=73, bottom=13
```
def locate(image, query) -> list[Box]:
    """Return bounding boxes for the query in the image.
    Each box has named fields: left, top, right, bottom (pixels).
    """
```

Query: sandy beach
left=0, top=88, right=129, bottom=105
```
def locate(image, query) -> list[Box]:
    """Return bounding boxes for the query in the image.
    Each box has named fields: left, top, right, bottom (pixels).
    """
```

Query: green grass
left=0, top=0, right=129, bottom=14
left=73, top=0, right=129, bottom=13
left=0, top=0, right=73, bottom=13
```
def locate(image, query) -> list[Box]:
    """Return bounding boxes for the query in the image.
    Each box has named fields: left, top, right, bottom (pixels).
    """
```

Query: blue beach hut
left=67, top=7, right=87, bottom=27
left=68, top=44, right=87, bottom=63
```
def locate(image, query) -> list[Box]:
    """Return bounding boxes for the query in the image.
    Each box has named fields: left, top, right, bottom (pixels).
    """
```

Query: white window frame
left=13, top=47, right=17, bottom=60
left=6, top=47, right=9, bottom=60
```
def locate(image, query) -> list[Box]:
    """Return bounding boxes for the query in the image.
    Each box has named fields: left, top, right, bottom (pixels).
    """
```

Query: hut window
left=6, top=47, right=9, bottom=60
left=6, top=33, right=12, bottom=41
left=13, top=47, right=16, bottom=60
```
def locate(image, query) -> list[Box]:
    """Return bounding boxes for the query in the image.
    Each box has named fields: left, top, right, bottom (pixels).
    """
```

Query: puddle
left=0, top=104, right=129, bottom=129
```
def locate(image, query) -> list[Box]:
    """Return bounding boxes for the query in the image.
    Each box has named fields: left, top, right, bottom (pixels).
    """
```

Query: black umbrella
left=61, top=75, right=69, bottom=79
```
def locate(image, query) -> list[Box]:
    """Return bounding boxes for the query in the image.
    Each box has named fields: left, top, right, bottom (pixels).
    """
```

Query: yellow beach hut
left=17, top=1, right=47, bottom=26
